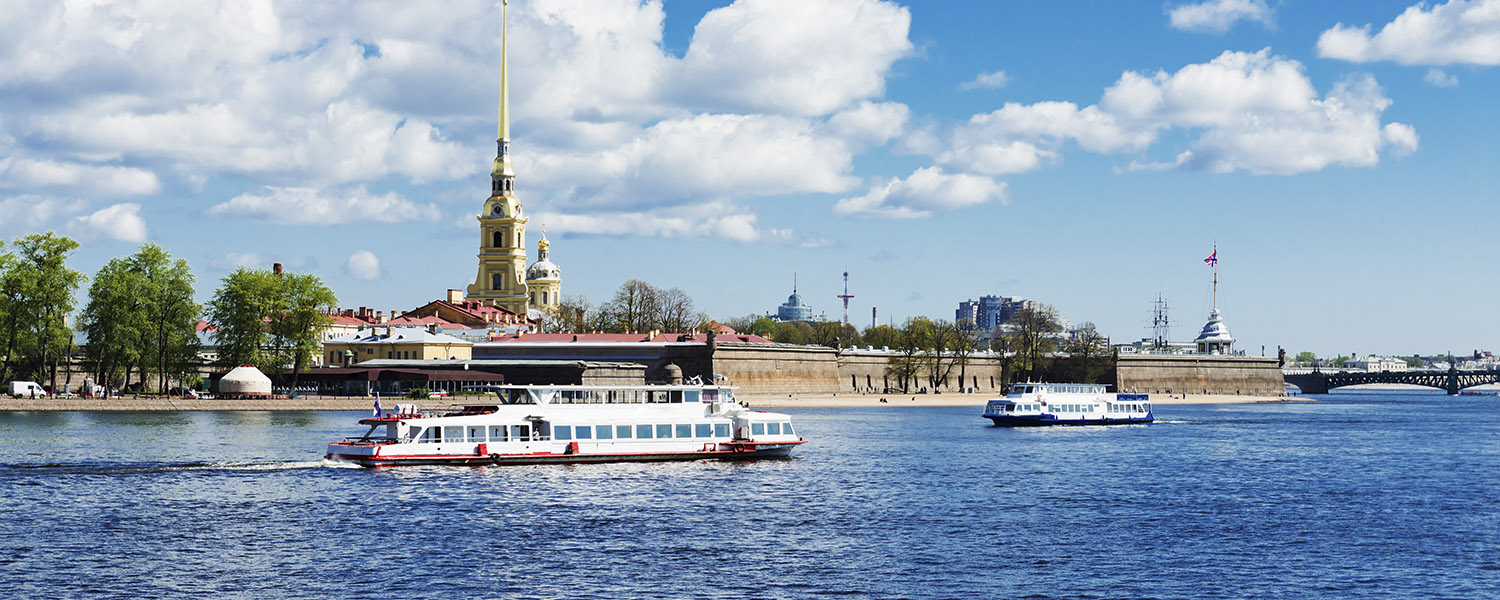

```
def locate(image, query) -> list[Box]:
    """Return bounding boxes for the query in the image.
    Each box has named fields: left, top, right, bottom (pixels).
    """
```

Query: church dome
left=526, top=233, right=560, bottom=281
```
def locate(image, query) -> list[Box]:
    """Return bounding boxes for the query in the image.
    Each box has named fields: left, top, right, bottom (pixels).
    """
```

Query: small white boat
left=326, top=383, right=805, bottom=467
left=982, top=383, right=1152, bottom=426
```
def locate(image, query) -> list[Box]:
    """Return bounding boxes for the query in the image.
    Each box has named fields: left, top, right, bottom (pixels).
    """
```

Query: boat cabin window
left=767, top=423, right=781, bottom=435
left=554, top=425, right=572, bottom=441
left=414, top=427, right=440, bottom=443
left=695, top=424, right=712, bottom=437
left=715, top=423, right=730, bottom=437
left=489, top=425, right=507, bottom=442
left=444, top=426, right=465, bottom=442
left=656, top=424, right=672, bottom=438
left=595, top=425, right=612, bottom=440
left=636, top=424, right=653, bottom=438
left=751, top=423, right=765, bottom=436
left=468, top=426, right=485, bottom=441
left=513, top=425, right=531, bottom=440
left=685, top=390, right=701, bottom=403
left=616, top=425, right=633, bottom=439
left=573, top=425, right=591, bottom=439
left=782, top=423, right=793, bottom=435
left=675, top=424, right=692, bottom=438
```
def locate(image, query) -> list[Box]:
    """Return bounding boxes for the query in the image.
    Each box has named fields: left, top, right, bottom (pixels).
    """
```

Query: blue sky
left=2, top=0, right=1497, bottom=357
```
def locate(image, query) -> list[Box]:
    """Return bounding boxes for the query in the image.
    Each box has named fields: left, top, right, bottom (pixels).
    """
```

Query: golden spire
left=498, top=0, right=509, bottom=142
left=491, top=0, right=514, bottom=179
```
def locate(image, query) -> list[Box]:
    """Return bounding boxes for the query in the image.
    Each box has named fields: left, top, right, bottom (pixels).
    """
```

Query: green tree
left=79, top=257, right=146, bottom=391
left=0, top=233, right=85, bottom=390
left=951, top=318, right=981, bottom=391
left=884, top=317, right=933, bottom=393
left=206, top=267, right=336, bottom=382
left=132, top=244, right=201, bottom=394
left=860, top=324, right=898, bottom=349
left=1293, top=351, right=1317, bottom=365
left=748, top=316, right=778, bottom=338
left=1062, top=322, right=1109, bottom=384
left=1003, top=304, right=1060, bottom=383
left=267, top=272, right=336, bottom=388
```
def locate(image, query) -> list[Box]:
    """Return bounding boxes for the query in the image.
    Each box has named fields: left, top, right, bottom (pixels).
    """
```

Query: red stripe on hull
left=326, top=441, right=805, bottom=468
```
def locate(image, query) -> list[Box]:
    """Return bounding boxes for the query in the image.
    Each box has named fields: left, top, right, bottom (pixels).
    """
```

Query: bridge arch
left=1284, top=369, right=1500, bottom=395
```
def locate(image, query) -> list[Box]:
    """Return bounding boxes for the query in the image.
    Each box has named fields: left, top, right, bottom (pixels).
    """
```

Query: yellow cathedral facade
left=464, top=1, right=561, bottom=318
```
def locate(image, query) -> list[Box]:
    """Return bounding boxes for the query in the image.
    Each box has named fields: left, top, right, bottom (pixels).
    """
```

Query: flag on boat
left=372, top=397, right=382, bottom=417
left=1204, top=250, right=1217, bottom=267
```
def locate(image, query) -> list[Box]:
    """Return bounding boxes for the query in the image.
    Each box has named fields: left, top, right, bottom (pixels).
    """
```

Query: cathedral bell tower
left=466, top=0, right=530, bottom=315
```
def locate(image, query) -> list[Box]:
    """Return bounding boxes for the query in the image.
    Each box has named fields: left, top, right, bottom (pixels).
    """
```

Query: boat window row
left=550, top=389, right=696, bottom=404
left=554, top=422, right=729, bottom=440
left=749, top=422, right=792, bottom=436
left=415, top=424, right=535, bottom=444
left=1106, top=403, right=1150, bottom=412
left=1013, top=384, right=1105, bottom=395
left=997, top=403, right=1041, bottom=412
left=1050, top=404, right=1095, bottom=413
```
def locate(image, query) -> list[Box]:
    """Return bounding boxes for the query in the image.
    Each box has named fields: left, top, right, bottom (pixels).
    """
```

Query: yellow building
left=324, top=326, right=474, bottom=366
left=464, top=2, right=561, bottom=317
left=526, top=233, right=562, bottom=311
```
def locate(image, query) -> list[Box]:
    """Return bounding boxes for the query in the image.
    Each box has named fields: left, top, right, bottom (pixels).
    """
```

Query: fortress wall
left=710, top=343, right=840, bottom=396
left=836, top=352, right=1006, bottom=394
left=1116, top=354, right=1284, bottom=396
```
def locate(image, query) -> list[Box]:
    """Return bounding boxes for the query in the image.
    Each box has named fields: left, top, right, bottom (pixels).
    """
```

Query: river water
left=1, top=391, right=1496, bottom=599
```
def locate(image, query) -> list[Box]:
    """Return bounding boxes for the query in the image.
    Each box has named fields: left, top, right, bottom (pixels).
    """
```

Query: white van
left=7, top=381, right=47, bottom=398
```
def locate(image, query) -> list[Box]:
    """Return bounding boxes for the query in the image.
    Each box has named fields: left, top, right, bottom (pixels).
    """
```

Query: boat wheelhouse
left=326, top=383, right=805, bottom=467
left=982, top=383, right=1152, bottom=426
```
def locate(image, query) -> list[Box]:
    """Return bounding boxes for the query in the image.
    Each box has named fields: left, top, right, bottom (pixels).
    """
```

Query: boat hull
left=984, top=415, right=1153, bottom=427
left=326, top=441, right=803, bottom=468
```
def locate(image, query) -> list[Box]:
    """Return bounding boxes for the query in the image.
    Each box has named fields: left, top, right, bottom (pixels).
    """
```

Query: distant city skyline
left=2, top=0, right=1496, bottom=356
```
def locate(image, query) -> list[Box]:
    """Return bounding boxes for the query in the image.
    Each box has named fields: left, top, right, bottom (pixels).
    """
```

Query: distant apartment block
left=955, top=295, right=1033, bottom=330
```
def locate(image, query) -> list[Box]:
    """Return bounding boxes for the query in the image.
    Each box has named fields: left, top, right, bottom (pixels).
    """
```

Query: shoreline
left=738, top=392, right=1301, bottom=408
left=0, top=391, right=1304, bottom=412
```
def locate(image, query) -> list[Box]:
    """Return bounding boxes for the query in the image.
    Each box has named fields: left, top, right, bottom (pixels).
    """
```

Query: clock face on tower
left=492, top=204, right=504, bottom=216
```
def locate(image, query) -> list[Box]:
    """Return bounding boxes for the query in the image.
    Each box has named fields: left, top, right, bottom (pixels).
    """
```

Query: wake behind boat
left=326, top=383, right=805, bottom=467
left=982, top=383, right=1152, bottom=426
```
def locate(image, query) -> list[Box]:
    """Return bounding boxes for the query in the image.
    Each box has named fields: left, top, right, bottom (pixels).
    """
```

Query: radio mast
left=837, top=270, right=854, bottom=324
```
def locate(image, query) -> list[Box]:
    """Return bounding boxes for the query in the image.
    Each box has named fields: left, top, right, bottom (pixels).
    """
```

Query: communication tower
left=837, top=270, right=855, bottom=324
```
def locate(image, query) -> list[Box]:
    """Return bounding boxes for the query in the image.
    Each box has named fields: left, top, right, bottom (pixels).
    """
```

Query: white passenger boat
left=982, top=383, right=1152, bottom=426
left=326, top=383, right=805, bottom=467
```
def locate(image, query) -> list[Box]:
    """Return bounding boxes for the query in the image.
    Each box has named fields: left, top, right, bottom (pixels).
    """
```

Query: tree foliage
left=594, top=279, right=703, bottom=334
left=1061, top=321, right=1109, bottom=384
left=0, top=233, right=86, bottom=389
left=206, top=267, right=336, bottom=378
left=1002, top=304, right=1060, bottom=383
left=79, top=244, right=201, bottom=393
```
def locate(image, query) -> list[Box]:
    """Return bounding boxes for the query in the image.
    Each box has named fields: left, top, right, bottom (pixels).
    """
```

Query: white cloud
left=345, top=250, right=382, bottom=280
left=959, top=70, right=1009, bottom=91
left=1317, top=0, right=1500, bottom=65
left=210, top=252, right=269, bottom=271
left=834, top=167, right=1006, bottom=219
left=205, top=186, right=441, bottom=225
left=70, top=203, right=148, bottom=243
left=0, top=196, right=88, bottom=238
left=1167, top=0, right=1274, bottom=33
left=529, top=113, right=862, bottom=208
left=941, top=49, right=1417, bottom=176
left=0, top=196, right=145, bottom=243
left=823, top=101, right=910, bottom=148
left=674, top=0, right=913, bottom=116
left=532, top=202, right=794, bottom=243
left=0, top=158, right=160, bottom=196
left=1424, top=67, right=1461, bottom=86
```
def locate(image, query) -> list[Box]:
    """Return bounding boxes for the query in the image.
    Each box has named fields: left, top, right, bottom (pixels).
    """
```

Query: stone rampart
left=1115, top=354, right=1284, bottom=396
left=837, top=351, right=1006, bottom=394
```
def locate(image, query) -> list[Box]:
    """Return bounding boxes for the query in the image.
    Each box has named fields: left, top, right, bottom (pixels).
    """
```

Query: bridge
left=1284, top=366, right=1500, bottom=394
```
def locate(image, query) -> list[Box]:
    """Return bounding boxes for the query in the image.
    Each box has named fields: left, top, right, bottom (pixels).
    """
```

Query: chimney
left=447, top=289, right=463, bottom=303
left=273, top=262, right=283, bottom=275
left=428, top=323, right=440, bottom=335
left=376, top=311, right=386, bottom=323
left=358, top=307, right=368, bottom=319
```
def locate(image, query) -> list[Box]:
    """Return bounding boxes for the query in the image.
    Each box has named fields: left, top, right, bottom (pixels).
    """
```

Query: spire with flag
left=1203, top=249, right=1217, bottom=267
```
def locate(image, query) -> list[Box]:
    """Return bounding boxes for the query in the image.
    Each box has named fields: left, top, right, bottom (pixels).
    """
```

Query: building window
left=541, top=291, right=548, bottom=304
left=530, top=292, right=536, bottom=304
left=492, top=272, right=503, bottom=290
left=492, top=231, right=503, bottom=247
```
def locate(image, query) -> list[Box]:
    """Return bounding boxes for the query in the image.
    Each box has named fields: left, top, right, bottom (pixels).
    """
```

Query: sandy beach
left=0, top=391, right=1304, bottom=411
left=738, top=392, right=1302, bottom=408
